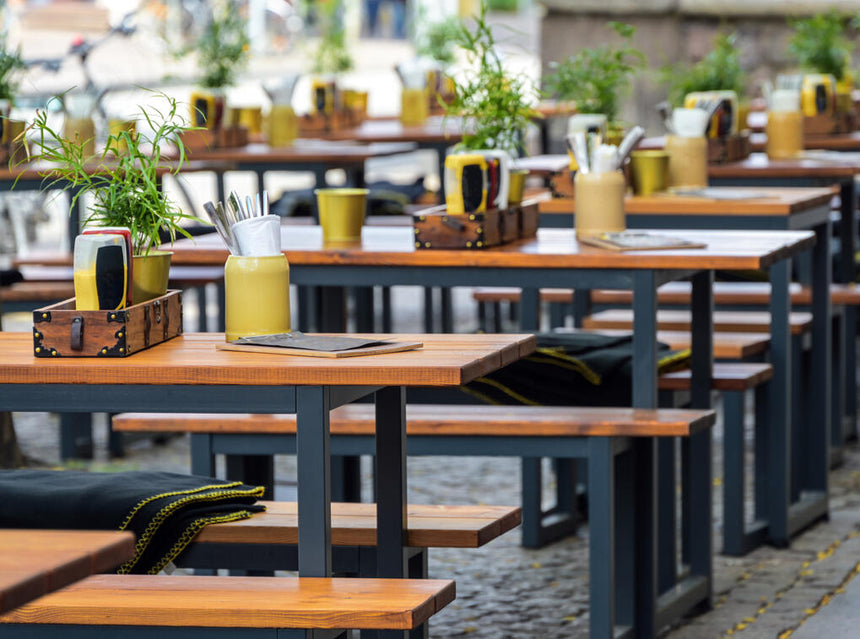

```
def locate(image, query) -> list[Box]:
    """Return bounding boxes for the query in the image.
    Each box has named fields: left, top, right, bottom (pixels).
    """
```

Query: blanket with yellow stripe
left=0, top=470, right=264, bottom=574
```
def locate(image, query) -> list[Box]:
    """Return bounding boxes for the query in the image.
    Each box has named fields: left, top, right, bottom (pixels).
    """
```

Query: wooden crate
left=32, top=290, right=182, bottom=358
left=518, top=200, right=540, bottom=238
left=707, top=132, right=751, bottom=164
left=413, top=207, right=502, bottom=249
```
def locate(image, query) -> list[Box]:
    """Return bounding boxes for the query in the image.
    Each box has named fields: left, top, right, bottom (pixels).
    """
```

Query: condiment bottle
left=765, top=89, right=803, bottom=160
left=665, top=108, right=709, bottom=189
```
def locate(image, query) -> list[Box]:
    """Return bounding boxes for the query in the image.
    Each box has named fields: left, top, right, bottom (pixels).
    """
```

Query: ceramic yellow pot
left=132, top=251, right=172, bottom=304
left=267, top=104, right=298, bottom=147
left=315, top=188, right=368, bottom=242
left=224, top=254, right=291, bottom=342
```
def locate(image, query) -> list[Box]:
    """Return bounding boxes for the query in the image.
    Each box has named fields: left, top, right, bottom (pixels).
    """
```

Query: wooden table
left=167, top=226, right=819, bottom=638
left=183, top=139, right=417, bottom=202
left=0, top=529, right=134, bottom=613
left=0, top=333, right=532, bottom=585
left=318, top=118, right=463, bottom=199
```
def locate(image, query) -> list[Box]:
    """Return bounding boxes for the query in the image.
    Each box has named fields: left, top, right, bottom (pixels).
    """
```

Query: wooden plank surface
left=160, top=227, right=814, bottom=272
left=114, top=404, right=715, bottom=438
left=183, top=140, right=417, bottom=164
left=194, top=501, right=522, bottom=548
left=708, top=152, right=860, bottom=178
left=0, top=333, right=535, bottom=387
left=0, top=530, right=134, bottom=613
left=0, top=574, right=455, bottom=630
left=538, top=186, right=836, bottom=216
left=320, top=117, right=464, bottom=144
left=584, top=309, right=812, bottom=335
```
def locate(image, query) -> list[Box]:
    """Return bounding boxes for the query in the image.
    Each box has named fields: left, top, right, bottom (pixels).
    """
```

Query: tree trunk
left=0, top=412, right=25, bottom=468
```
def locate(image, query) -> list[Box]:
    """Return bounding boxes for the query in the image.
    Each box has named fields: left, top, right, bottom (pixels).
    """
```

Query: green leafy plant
left=306, top=0, right=353, bottom=75
left=442, top=0, right=537, bottom=155
left=662, top=32, right=745, bottom=106
left=0, top=35, right=25, bottom=102
left=415, top=15, right=462, bottom=66
left=788, top=11, right=852, bottom=81
left=196, top=2, right=250, bottom=88
left=21, top=92, right=201, bottom=255
left=542, top=22, right=645, bottom=123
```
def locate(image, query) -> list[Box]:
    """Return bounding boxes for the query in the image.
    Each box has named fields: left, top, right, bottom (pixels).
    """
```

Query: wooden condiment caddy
left=32, top=290, right=182, bottom=358
left=413, top=200, right=539, bottom=249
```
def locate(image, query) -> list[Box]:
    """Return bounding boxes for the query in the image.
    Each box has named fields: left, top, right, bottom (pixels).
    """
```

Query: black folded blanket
left=0, top=470, right=265, bottom=574
left=462, top=332, right=691, bottom=407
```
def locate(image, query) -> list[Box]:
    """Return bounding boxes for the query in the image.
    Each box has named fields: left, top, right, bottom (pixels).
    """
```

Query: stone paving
left=6, top=300, right=860, bottom=638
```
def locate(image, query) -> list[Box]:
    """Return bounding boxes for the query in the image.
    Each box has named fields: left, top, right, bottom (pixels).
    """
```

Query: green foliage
left=0, top=35, right=25, bottom=101
left=443, top=0, right=537, bottom=155
left=662, top=32, right=745, bottom=106
left=487, top=0, right=518, bottom=11
left=542, top=22, right=645, bottom=123
left=788, top=11, right=852, bottom=81
left=307, top=0, right=352, bottom=75
left=21, top=92, right=201, bottom=255
left=415, top=15, right=462, bottom=66
left=197, top=2, right=250, bottom=88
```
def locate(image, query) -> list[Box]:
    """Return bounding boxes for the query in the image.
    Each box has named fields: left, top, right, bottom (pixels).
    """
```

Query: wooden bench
left=0, top=574, right=455, bottom=638
left=582, top=308, right=812, bottom=335
left=180, top=501, right=521, bottom=578
left=115, top=405, right=717, bottom=551
left=116, top=405, right=717, bottom=633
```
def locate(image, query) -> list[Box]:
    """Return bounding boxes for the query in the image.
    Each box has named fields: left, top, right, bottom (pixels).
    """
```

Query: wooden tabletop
left=708, top=152, right=860, bottom=178
left=166, top=226, right=815, bottom=272
left=538, top=186, right=837, bottom=216
left=0, top=333, right=535, bottom=387
left=0, top=159, right=238, bottom=184
left=319, top=118, right=464, bottom=144
left=183, top=140, right=417, bottom=164
left=0, top=529, right=134, bottom=613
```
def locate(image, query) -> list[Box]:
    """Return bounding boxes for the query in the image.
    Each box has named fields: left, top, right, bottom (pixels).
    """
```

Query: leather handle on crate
left=70, top=316, right=84, bottom=351
left=442, top=215, right=465, bottom=232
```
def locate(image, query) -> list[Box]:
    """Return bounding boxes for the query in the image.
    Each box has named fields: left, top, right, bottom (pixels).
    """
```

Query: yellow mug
left=315, top=188, right=368, bottom=243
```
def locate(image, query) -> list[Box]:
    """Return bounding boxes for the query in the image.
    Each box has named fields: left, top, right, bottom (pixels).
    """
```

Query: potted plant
left=188, top=2, right=249, bottom=131
left=21, top=92, right=201, bottom=303
left=0, top=35, right=26, bottom=158
left=542, top=21, right=645, bottom=139
left=788, top=10, right=854, bottom=114
left=662, top=32, right=745, bottom=107
left=443, top=0, right=536, bottom=156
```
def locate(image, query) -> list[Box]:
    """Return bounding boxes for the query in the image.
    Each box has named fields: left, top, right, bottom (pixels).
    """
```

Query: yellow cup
left=108, top=119, right=137, bottom=154
left=132, top=251, right=172, bottom=305
left=574, top=171, right=626, bottom=239
left=237, top=106, right=263, bottom=135
left=64, top=116, right=96, bottom=159
left=629, top=150, right=669, bottom=196
left=315, top=188, right=368, bottom=243
left=224, top=254, right=291, bottom=342
left=401, top=88, right=428, bottom=126
left=267, top=104, right=298, bottom=147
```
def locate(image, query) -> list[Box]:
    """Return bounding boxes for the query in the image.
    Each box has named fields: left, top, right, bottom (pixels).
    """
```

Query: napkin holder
left=33, top=290, right=182, bottom=358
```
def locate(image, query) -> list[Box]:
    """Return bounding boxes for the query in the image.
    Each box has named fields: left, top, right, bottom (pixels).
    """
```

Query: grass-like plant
left=20, top=92, right=201, bottom=255
left=542, top=22, right=645, bottom=124
left=443, top=0, right=537, bottom=155
left=0, top=35, right=25, bottom=102
left=415, top=15, right=462, bottom=66
left=662, top=32, right=745, bottom=106
left=306, top=0, right=353, bottom=75
left=197, top=2, right=250, bottom=88
left=788, top=10, right=852, bottom=81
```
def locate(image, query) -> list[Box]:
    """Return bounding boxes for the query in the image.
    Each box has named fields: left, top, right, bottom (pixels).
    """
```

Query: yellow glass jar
left=400, top=88, right=428, bottom=126
left=664, top=135, right=708, bottom=189
left=224, top=254, right=291, bottom=342
left=574, top=170, right=626, bottom=239
left=267, top=104, right=298, bottom=147
left=765, top=110, right=803, bottom=160
left=64, top=116, right=96, bottom=159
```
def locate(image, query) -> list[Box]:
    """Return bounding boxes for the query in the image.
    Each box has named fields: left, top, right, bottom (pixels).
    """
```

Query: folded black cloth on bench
left=0, top=470, right=265, bottom=574
left=462, top=332, right=690, bottom=407
left=0, top=269, right=23, bottom=287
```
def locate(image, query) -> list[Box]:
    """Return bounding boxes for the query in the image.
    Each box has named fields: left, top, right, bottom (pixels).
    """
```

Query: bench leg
left=59, top=413, right=93, bottom=460
left=723, top=390, right=746, bottom=556
left=657, top=438, right=676, bottom=593
left=520, top=457, right=543, bottom=549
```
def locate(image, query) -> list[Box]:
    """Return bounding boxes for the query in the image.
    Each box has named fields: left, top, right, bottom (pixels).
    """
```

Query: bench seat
left=195, top=501, right=521, bottom=549
left=0, top=574, right=454, bottom=633
left=582, top=308, right=812, bottom=335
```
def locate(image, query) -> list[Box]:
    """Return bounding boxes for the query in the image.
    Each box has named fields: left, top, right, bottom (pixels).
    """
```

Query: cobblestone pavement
left=8, top=288, right=860, bottom=638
